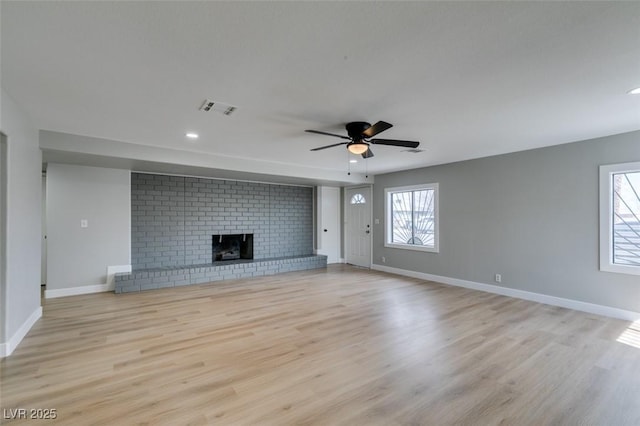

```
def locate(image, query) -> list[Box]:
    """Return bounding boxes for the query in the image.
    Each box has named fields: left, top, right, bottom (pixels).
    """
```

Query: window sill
left=385, top=242, right=439, bottom=253
left=600, top=263, right=640, bottom=276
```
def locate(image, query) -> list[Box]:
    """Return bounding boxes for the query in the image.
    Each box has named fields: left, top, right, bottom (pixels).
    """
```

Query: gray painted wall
left=0, top=89, right=41, bottom=346
left=373, top=130, right=640, bottom=313
left=132, top=173, right=313, bottom=269
left=0, top=133, right=6, bottom=343
left=46, top=164, right=131, bottom=289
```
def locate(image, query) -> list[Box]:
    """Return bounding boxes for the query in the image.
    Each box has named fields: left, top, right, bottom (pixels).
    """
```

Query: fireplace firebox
left=212, top=234, right=253, bottom=262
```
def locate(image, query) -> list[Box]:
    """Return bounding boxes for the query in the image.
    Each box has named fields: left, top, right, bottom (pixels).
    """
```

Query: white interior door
left=345, top=186, right=371, bottom=268
left=317, top=186, right=341, bottom=263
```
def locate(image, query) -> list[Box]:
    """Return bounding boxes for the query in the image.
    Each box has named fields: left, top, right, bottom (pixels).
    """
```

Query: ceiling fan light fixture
left=307, top=121, right=417, bottom=158
left=347, top=141, right=369, bottom=155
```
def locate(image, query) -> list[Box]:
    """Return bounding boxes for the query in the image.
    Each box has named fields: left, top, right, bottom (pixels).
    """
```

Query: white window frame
left=385, top=183, right=439, bottom=253
left=599, top=161, right=640, bottom=276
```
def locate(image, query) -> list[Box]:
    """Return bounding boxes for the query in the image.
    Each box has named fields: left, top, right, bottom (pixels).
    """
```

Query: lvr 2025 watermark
left=3, top=408, right=57, bottom=420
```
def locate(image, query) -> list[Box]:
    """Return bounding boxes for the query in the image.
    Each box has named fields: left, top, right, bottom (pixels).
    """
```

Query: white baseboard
left=45, top=264, right=131, bottom=299
left=45, top=283, right=111, bottom=299
left=371, top=264, right=640, bottom=322
left=0, top=306, right=43, bottom=357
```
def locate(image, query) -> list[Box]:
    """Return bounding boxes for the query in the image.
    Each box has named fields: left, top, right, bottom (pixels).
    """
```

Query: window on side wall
left=385, top=183, right=439, bottom=253
left=599, top=162, right=640, bottom=275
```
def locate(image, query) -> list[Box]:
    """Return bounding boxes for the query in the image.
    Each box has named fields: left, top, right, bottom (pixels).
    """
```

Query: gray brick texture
left=131, top=173, right=314, bottom=269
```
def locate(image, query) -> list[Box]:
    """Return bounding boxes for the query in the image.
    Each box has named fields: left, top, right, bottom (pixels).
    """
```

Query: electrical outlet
left=81, top=219, right=88, bottom=228
left=495, top=274, right=501, bottom=283
left=381, top=256, right=386, bottom=263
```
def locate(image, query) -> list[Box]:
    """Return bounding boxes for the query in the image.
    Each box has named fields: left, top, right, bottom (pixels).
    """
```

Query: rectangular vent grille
left=199, top=99, right=238, bottom=116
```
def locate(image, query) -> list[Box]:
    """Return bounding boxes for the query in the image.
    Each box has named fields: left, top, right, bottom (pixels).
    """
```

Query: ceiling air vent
left=403, top=148, right=425, bottom=153
left=199, top=99, right=238, bottom=116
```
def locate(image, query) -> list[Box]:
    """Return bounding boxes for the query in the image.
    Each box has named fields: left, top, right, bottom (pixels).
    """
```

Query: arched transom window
left=350, top=193, right=366, bottom=204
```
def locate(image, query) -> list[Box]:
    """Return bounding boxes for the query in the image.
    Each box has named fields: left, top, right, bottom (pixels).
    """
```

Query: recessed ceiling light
left=185, top=132, right=199, bottom=139
left=628, top=87, right=640, bottom=95
left=349, top=159, right=358, bottom=163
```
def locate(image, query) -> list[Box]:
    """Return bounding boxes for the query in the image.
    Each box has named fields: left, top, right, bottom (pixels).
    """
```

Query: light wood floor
left=2, top=265, right=640, bottom=425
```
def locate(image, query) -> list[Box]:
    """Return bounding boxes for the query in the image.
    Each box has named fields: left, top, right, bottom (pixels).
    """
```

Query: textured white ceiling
left=2, top=1, right=639, bottom=184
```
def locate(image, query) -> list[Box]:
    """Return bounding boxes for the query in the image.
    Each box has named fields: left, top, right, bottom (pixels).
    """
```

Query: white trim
left=0, top=306, right=42, bottom=357
left=599, top=162, right=640, bottom=276
left=385, top=242, right=439, bottom=253
left=384, top=182, right=439, bottom=253
left=45, top=264, right=131, bottom=298
left=371, top=264, right=640, bottom=321
left=45, top=283, right=111, bottom=299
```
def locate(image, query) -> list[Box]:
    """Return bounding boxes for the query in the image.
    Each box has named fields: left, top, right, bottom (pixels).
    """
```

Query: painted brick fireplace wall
left=131, top=173, right=313, bottom=269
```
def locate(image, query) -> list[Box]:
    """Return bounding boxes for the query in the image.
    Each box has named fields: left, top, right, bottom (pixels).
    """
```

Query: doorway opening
left=41, top=171, right=47, bottom=290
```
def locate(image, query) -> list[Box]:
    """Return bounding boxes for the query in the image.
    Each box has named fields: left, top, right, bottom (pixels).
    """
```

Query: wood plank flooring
left=2, top=265, right=640, bottom=425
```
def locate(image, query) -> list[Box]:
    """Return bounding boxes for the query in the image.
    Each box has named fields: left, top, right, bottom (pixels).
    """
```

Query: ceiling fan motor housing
left=345, top=122, right=371, bottom=139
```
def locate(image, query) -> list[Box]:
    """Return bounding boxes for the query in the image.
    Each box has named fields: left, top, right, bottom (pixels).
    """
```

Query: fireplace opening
left=212, top=234, right=253, bottom=262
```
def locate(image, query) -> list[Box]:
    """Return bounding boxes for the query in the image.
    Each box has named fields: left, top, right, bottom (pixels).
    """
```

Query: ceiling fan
left=306, top=121, right=419, bottom=158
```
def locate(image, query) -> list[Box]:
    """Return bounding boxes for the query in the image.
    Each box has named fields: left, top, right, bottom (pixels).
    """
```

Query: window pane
left=390, top=189, right=435, bottom=247
left=391, top=191, right=412, bottom=244
left=413, top=189, right=435, bottom=247
left=612, top=171, right=640, bottom=266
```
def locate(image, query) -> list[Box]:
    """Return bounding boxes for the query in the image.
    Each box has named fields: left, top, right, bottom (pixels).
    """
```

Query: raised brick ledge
left=114, top=255, right=328, bottom=294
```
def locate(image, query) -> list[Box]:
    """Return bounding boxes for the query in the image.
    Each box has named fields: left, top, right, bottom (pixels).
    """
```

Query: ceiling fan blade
left=362, top=121, right=393, bottom=138
left=310, top=142, right=348, bottom=151
left=370, top=139, right=420, bottom=148
left=361, top=148, right=374, bottom=159
left=305, top=129, right=350, bottom=140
